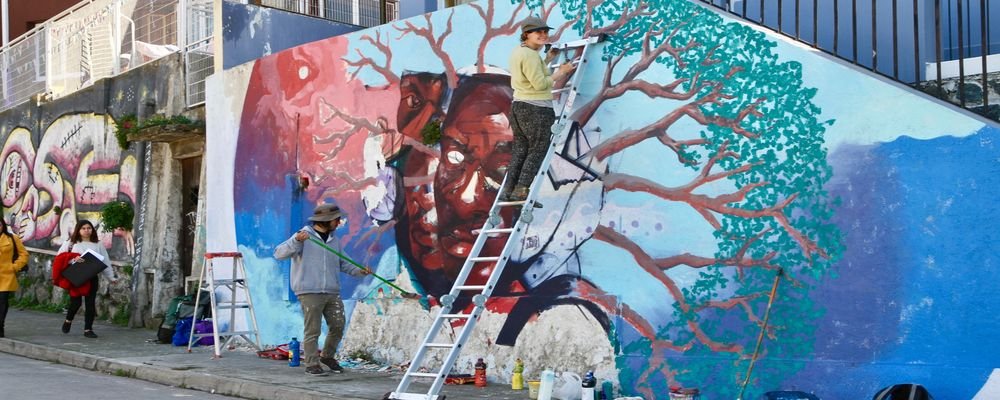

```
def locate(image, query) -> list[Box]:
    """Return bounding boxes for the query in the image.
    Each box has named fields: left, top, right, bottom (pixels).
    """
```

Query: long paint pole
left=737, top=268, right=784, bottom=400
left=306, top=236, right=419, bottom=298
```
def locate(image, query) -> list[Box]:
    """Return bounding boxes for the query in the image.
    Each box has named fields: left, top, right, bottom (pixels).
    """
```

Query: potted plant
left=100, top=200, right=135, bottom=233
left=101, top=200, right=137, bottom=257
left=114, top=114, right=205, bottom=147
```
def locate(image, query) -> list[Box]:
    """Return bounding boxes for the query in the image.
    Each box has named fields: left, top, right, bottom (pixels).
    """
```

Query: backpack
left=873, top=384, right=934, bottom=400
left=158, top=291, right=212, bottom=344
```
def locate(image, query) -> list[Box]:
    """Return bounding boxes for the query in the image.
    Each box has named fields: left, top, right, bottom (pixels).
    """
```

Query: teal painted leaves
left=548, top=0, right=843, bottom=397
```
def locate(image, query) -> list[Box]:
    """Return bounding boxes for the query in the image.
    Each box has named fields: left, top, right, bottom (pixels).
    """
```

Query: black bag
left=61, top=252, right=108, bottom=286
left=157, top=326, right=175, bottom=344
left=873, top=384, right=934, bottom=400
left=11, top=235, right=19, bottom=263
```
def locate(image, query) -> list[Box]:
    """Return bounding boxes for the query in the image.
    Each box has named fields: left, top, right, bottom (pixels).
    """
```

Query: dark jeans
left=66, top=277, right=99, bottom=330
left=0, top=291, right=11, bottom=328
left=503, top=101, right=557, bottom=196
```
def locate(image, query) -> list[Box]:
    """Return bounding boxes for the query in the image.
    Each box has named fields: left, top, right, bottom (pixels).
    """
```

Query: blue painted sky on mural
left=790, top=125, right=1000, bottom=398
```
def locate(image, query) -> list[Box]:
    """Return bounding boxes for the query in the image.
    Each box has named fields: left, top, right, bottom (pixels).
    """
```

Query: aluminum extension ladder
left=186, top=252, right=263, bottom=358
left=386, top=35, right=606, bottom=400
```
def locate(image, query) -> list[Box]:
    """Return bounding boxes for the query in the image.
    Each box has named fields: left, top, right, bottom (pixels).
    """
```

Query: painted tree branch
left=573, top=16, right=703, bottom=127
left=470, top=0, right=526, bottom=73
left=540, top=0, right=580, bottom=43
left=396, top=12, right=459, bottom=88
left=585, top=2, right=652, bottom=37
left=594, top=225, right=744, bottom=354
left=343, top=30, right=399, bottom=85
left=603, top=172, right=826, bottom=259
left=315, top=98, right=387, bottom=158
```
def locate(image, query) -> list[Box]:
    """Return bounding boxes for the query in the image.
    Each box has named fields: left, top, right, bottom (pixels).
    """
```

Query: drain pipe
left=2, top=0, right=8, bottom=46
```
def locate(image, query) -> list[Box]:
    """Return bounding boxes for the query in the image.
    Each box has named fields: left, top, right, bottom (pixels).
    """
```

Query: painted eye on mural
left=446, top=150, right=465, bottom=165
left=404, top=94, right=423, bottom=109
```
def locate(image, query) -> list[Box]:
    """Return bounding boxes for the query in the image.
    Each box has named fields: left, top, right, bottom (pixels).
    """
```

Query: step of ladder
left=386, top=34, right=606, bottom=400
left=186, top=252, right=262, bottom=358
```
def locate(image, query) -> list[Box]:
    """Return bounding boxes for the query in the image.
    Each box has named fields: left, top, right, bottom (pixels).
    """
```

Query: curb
left=0, top=338, right=370, bottom=400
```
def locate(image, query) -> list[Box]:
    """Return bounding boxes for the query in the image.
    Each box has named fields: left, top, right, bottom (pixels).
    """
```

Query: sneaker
left=320, top=357, right=344, bottom=373
left=83, top=330, right=98, bottom=338
left=305, top=365, right=327, bottom=376
left=62, top=320, right=72, bottom=334
left=510, top=186, right=529, bottom=201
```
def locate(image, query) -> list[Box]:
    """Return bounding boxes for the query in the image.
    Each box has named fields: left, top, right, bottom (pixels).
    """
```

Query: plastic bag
left=555, top=371, right=582, bottom=400
left=194, top=319, right=214, bottom=346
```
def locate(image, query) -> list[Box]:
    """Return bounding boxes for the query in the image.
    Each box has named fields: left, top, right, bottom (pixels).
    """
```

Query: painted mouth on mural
left=441, top=228, right=478, bottom=258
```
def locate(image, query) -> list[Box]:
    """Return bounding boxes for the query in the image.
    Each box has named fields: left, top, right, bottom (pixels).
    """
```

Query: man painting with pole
left=274, top=203, right=371, bottom=376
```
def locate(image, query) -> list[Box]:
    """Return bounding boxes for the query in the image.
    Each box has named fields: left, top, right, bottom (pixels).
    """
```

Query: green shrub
left=100, top=201, right=135, bottom=232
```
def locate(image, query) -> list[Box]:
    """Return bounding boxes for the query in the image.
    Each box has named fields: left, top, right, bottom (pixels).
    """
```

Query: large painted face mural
left=1, top=113, right=137, bottom=253
left=217, top=0, right=1000, bottom=398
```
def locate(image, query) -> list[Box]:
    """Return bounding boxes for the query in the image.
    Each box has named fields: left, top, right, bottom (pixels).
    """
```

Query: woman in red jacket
left=0, top=218, right=29, bottom=338
left=57, top=220, right=116, bottom=338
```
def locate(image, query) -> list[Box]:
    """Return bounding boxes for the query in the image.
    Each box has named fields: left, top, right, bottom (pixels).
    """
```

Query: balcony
left=0, top=0, right=214, bottom=111
left=248, top=0, right=399, bottom=26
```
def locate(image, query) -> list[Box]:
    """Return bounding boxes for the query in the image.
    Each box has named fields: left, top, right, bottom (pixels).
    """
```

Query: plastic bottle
left=581, top=371, right=597, bottom=400
left=511, top=358, right=524, bottom=390
left=537, top=369, right=556, bottom=400
left=288, top=337, right=301, bottom=367
left=474, top=358, right=488, bottom=387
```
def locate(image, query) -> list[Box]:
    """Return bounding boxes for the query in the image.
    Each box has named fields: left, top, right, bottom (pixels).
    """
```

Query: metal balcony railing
left=250, top=0, right=399, bottom=26
left=1, top=0, right=214, bottom=112
left=697, top=0, right=998, bottom=118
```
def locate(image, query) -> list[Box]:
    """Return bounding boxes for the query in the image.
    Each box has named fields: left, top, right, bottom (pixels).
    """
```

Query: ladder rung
left=190, top=331, right=255, bottom=338
left=468, top=256, right=499, bottom=262
left=209, top=279, right=246, bottom=285
left=552, top=87, right=571, bottom=93
left=453, top=285, right=487, bottom=291
left=497, top=200, right=527, bottom=207
left=406, top=372, right=440, bottom=378
left=216, top=304, right=251, bottom=309
left=440, top=313, right=472, bottom=319
left=424, top=343, right=456, bottom=348
left=473, top=228, right=514, bottom=235
left=391, top=394, right=441, bottom=400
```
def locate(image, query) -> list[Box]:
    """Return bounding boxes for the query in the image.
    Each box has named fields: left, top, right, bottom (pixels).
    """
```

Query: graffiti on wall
left=219, top=0, right=1000, bottom=398
left=1, top=113, right=137, bottom=253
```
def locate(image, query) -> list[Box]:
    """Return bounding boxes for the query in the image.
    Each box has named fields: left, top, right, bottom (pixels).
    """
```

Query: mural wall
left=207, top=0, right=1000, bottom=398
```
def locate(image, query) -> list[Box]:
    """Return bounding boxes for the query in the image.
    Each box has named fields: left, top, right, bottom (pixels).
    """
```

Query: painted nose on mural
left=456, top=168, right=487, bottom=215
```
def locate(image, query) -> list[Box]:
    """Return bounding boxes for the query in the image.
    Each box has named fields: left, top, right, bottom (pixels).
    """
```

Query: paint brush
left=306, top=236, right=421, bottom=299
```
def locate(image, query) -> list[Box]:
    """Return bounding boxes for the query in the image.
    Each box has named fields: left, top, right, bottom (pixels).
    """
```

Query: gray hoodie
left=273, top=225, right=366, bottom=295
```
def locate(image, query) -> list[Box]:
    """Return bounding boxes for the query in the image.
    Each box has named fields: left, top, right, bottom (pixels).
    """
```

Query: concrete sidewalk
left=0, top=309, right=527, bottom=400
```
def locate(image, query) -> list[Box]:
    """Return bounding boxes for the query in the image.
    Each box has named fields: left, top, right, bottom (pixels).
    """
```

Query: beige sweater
left=509, top=45, right=553, bottom=101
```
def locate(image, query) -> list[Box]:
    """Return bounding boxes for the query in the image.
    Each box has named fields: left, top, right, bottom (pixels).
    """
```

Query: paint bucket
left=528, top=380, right=541, bottom=399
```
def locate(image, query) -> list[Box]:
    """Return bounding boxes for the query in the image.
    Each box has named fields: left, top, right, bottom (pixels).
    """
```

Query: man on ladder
left=274, top=203, right=372, bottom=376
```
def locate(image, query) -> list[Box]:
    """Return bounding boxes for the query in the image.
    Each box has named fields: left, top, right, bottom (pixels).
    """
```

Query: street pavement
left=0, top=309, right=531, bottom=400
left=0, top=352, right=235, bottom=399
